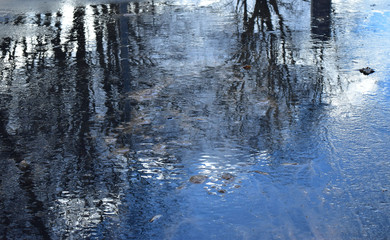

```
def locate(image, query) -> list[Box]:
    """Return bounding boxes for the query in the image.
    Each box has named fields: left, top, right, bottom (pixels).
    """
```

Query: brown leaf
left=251, top=170, right=269, bottom=175
left=221, top=173, right=235, bottom=181
left=189, top=175, right=208, bottom=184
left=218, top=189, right=227, bottom=194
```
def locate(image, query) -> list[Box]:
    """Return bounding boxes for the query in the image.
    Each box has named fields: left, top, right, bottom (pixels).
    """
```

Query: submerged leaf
left=281, top=163, right=298, bottom=166
left=221, top=173, right=235, bottom=181
left=251, top=170, right=269, bottom=175
left=189, top=175, right=208, bottom=184
left=19, top=160, right=29, bottom=169
left=149, top=214, right=162, bottom=223
left=218, top=189, right=227, bottom=194
left=104, top=137, right=117, bottom=145
left=114, top=147, right=130, bottom=154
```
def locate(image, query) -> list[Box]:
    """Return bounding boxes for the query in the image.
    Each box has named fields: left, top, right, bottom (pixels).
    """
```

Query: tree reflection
left=0, top=4, right=131, bottom=239
left=229, top=0, right=335, bottom=159
left=311, top=0, right=332, bottom=40
left=0, top=0, right=340, bottom=238
left=0, top=0, right=188, bottom=237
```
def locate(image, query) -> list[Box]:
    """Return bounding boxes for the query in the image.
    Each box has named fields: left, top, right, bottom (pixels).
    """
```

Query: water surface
left=1, top=0, right=390, bottom=239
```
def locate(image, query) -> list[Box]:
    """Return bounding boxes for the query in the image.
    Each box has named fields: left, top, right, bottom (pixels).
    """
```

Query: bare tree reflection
left=229, top=0, right=336, bottom=163
left=311, top=0, right=332, bottom=40
left=0, top=0, right=341, bottom=238
left=0, top=1, right=183, bottom=238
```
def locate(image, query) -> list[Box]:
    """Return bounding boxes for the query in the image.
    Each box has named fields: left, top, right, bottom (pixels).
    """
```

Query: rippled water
left=1, top=0, right=390, bottom=239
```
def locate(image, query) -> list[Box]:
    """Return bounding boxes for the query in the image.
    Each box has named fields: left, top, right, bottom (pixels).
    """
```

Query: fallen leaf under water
left=251, top=170, right=269, bottom=175
left=104, top=137, right=117, bottom=145
left=189, top=175, right=208, bottom=184
left=281, top=163, right=298, bottom=166
left=114, top=147, right=130, bottom=154
left=19, top=160, right=29, bottom=169
left=218, top=189, right=227, bottom=194
left=221, top=173, right=235, bottom=181
left=149, top=214, right=162, bottom=223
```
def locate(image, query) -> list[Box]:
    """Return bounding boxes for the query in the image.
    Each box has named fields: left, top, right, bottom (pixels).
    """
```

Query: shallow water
left=1, top=0, right=390, bottom=239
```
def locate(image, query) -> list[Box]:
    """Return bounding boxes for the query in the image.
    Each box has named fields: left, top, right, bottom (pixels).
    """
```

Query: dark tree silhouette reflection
left=0, top=2, right=183, bottom=238
left=227, top=0, right=337, bottom=163
left=311, top=0, right=332, bottom=40
left=4, top=0, right=387, bottom=239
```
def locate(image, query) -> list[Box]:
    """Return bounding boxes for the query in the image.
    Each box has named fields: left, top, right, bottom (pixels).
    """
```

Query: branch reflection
left=0, top=0, right=345, bottom=238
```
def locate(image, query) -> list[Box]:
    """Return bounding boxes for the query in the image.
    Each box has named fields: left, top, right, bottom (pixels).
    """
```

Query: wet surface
left=1, top=0, right=390, bottom=239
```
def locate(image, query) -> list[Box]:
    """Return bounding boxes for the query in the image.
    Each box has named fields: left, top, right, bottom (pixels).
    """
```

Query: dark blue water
left=1, top=0, right=390, bottom=239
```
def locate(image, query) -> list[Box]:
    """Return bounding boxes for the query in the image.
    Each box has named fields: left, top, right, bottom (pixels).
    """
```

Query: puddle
left=1, top=0, right=390, bottom=239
